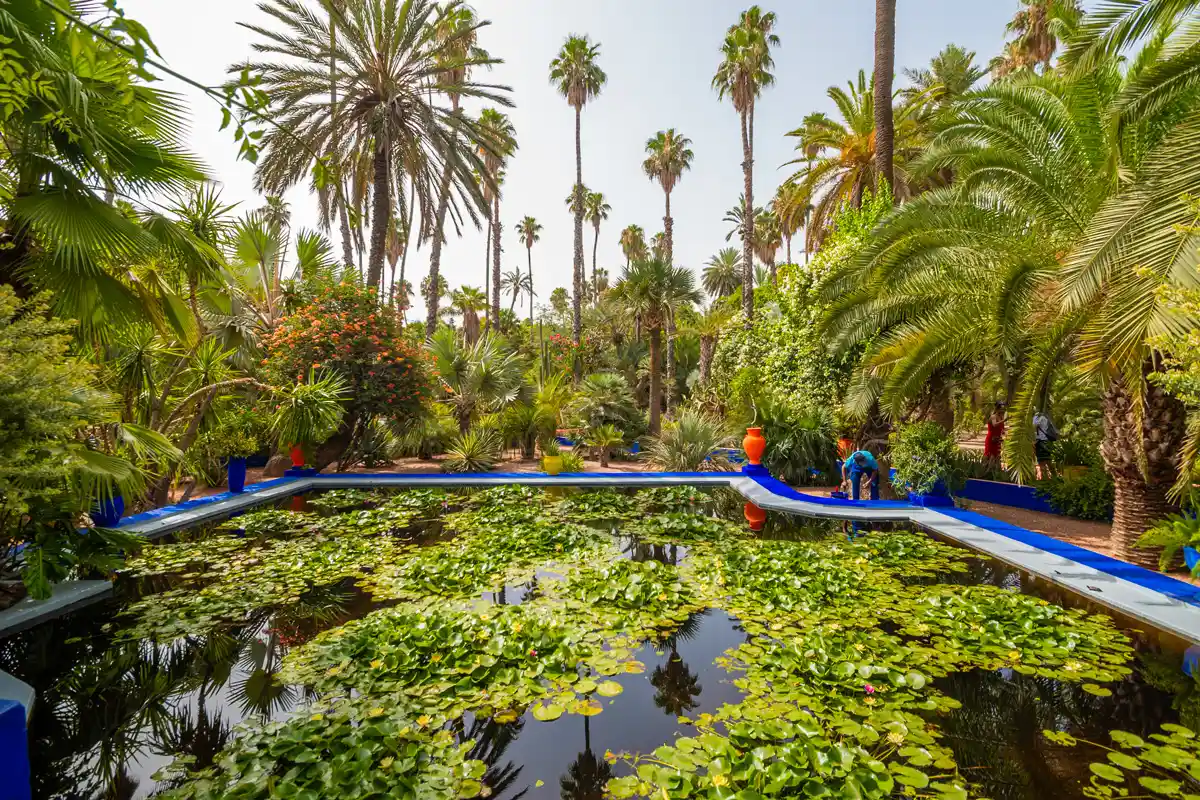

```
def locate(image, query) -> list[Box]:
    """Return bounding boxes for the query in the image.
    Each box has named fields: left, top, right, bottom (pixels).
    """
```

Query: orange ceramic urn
left=289, top=445, right=305, bottom=467
left=744, top=502, right=767, bottom=532
left=743, top=427, right=766, bottom=466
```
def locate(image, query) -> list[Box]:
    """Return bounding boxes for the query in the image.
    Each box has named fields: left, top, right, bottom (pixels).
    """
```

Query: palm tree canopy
left=549, top=35, right=607, bottom=110
left=612, top=257, right=701, bottom=331
left=619, top=224, right=648, bottom=263
left=723, top=195, right=763, bottom=243
left=703, top=248, right=743, bottom=298
left=515, top=216, right=543, bottom=249
left=712, top=7, right=780, bottom=113
left=643, top=130, right=695, bottom=195
left=585, top=192, right=611, bottom=229
left=903, top=43, right=986, bottom=106
left=477, top=108, right=518, bottom=179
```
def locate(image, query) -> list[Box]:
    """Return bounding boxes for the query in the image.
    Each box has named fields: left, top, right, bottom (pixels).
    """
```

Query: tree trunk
left=426, top=134, right=457, bottom=339
left=649, top=327, right=663, bottom=436
left=663, top=191, right=673, bottom=265
left=492, top=195, right=502, bottom=328
left=1102, top=371, right=1186, bottom=568
left=483, top=217, right=491, bottom=329
left=572, top=104, right=585, bottom=377
left=366, top=139, right=390, bottom=292
left=592, top=223, right=600, bottom=303
left=740, top=109, right=754, bottom=325
left=666, top=312, right=677, bottom=418
left=328, top=9, right=355, bottom=271
left=527, top=246, right=535, bottom=340
left=784, top=233, right=791, bottom=266
left=399, top=177, right=416, bottom=320
left=873, top=0, right=897, bottom=192
left=600, top=447, right=609, bottom=468
left=699, top=335, right=715, bottom=386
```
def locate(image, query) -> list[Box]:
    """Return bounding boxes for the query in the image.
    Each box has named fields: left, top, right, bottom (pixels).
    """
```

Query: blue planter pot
left=91, top=495, right=124, bottom=527
left=1185, top=546, right=1199, bottom=573
left=908, top=491, right=955, bottom=508
left=227, top=457, right=248, bottom=494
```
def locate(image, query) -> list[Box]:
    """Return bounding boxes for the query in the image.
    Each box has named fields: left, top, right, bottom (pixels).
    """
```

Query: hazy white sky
left=121, top=0, right=1021, bottom=300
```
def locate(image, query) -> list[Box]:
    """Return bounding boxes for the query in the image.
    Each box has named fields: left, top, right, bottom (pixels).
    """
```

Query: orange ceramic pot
left=743, top=427, right=766, bottom=466
left=290, top=445, right=305, bottom=467
left=837, top=437, right=855, bottom=460
left=744, top=502, right=767, bottom=532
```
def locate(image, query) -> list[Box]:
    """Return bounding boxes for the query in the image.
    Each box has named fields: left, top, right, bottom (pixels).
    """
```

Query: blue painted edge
left=936, top=507, right=1200, bottom=606
left=747, top=474, right=912, bottom=510
left=0, top=699, right=31, bottom=800
left=113, top=477, right=302, bottom=528
left=959, top=479, right=1059, bottom=515
left=310, top=471, right=721, bottom=481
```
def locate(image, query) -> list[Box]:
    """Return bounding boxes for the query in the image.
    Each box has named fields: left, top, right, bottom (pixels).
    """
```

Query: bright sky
left=121, top=0, right=1023, bottom=302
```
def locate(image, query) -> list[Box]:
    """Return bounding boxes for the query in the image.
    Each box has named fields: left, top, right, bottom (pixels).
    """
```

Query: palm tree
left=238, top=0, right=507, bottom=313
left=501, top=267, right=532, bottom=316
left=612, top=258, right=700, bottom=435
left=642, top=129, right=695, bottom=265
left=785, top=70, right=926, bottom=245
left=694, top=304, right=734, bottom=386
left=771, top=181, right=809, bottom=265
left=515, top=216, right=543, bottom=333
left=584, top=191, right=612, bottom=300
left=619, top=224, right=648, bottom=267
left=1006, top=0, right=1084, bottom=73
left=650, top=232, right=668, bottom=261
left=990, top=40, right=1037, bottom=79
left=427, top=329, right=524, bottom=432
left=550, top=34, right=607, bottom=359
left=713, top=6, right=779, bottom=324
left=903, top=44, right=986, bottom=107
left=478, top=108, right=517, bottom=327
left=448, top=286, right=487, bottom=344
left=385, top=215, right=406, bottom=312
left=753, top=209, right=782, bottom=283
left=874, top=0, right=897, bottom=191
left=703, top=248, right=743, bottom=299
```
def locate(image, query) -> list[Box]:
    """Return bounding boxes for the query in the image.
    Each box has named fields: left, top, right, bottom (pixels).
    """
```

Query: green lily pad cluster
left=306, top=488, right=389, bottom=513
left=633, top=485, right=715, bottom=512
left=552, top=488, right=638, bottom=520
left=628, top=512, right=743, bottom=543
left=1044, top=723, right=1200, bottom=798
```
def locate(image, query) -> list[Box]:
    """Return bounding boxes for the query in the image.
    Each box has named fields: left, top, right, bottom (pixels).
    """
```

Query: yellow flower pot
left=542, top=455, right=563, bottom=476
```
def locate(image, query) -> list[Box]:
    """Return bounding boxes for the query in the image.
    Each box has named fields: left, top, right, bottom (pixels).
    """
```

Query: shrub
left=751, top=397, right=836, bottom=485
left=398, top=404, right=457, bottom=460
left=889, top=422, right=962, bottom=496
left=585, top=423, right=625, bottom=467
left=442, top=428, right=502, bottom=474
left=264, top=279, right=432, bottom=424
left=1136, top=513, right=1200, bottom=573
left=1035, top=469, right=1114, bottom=521
left=568, top=373, right=646, bottom=439
left=646, top=411, right=735, bottom=472
left=271, top=372, right=348, bottom=454
left=560, top=450, right=585, bottom=473
left=502, top=402, right=556, bottom=459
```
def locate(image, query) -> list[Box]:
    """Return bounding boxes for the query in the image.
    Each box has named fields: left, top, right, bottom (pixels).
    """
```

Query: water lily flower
left=864, top=684, right=876, bottom=694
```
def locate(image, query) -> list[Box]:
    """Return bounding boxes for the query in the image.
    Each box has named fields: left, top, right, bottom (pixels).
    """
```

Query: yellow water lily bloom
left=380, top=756, right=394, bottom=769
left=711, top=774, right=730, bottom=787
left=417, top=714, right=431, bottom=727
left=310, top=713, right=324, bottom=722
left=371, top=659, right=384, bottom=669
left=368, top=707, right=385, bottom=718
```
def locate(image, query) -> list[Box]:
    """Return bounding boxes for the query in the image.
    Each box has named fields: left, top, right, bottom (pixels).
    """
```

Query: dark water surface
left=1, top=490, right=1195, bottom=799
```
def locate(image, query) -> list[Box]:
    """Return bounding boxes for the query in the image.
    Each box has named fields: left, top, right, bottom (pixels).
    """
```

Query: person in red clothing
left=983, top=402, right=1006, bottom=470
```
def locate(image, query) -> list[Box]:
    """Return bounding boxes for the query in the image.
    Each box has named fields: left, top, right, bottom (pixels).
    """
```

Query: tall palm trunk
left=666, top=312, right=677, bottom=418
left=484, top=218, right=491, bottom=329
left=784, top=234, right=791, bottom=266
left=327, top=5, right=354, bottom=270
left=648, top=326, right=663, bottom=435
left=526, top=245, right=535, bottom=338
left=740, top=108, right=754, bottom=324
left=1101, top=371, right=1186, bottom=568
left=399, top=177, right=416, bottom=320
left=699, top=335, right=715, bottom=386
left=873, top=0, right=897, bottom=191
left=591, top=222, right=600, bottom=303
left=492, top=196, right=502, bottom=328
left=663, top=190, right=674, bottom=264
left=572, top=104, right=585, bottom=373
left=366, top=138, right=390, bottom=291
left=426, top=102, right=459, bottom=338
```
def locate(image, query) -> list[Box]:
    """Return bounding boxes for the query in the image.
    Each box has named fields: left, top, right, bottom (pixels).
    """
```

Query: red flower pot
left=743, top=427, right=766, bottom=466
left=289, top=445, right=305, bottom=467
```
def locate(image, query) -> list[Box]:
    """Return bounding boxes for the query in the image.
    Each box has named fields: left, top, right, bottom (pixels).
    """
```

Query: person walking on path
left=984, top=402, right=1006, bottom=472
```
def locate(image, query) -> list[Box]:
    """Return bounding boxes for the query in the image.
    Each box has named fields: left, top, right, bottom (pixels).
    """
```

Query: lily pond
left=5, top=486, right=1200, bottom=800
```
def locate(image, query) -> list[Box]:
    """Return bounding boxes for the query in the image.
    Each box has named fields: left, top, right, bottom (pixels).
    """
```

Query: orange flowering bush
left=263, top=281, right=432, bottom=422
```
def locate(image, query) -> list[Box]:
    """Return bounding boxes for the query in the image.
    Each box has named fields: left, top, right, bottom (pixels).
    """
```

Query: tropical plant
left=752, top=209, right=782, bottom=284
left=902, top=43, right=986, bottom=107
left=560, top=449, right=586, bottom=473
left=514, top=216, right=543, bottom=332
left=771, top=181, right=809, bottom=265
left=888, top=422, right=961, bottom=497
left=502, top=402, right=556, bottom=460
left=442, top=428, right=503, bottom=473
left=585, top=424, right=625, bottom=467
left=642, top=130, right=694, bottom=265
left=693, top=304, right=734, bottom=388
left=448, top=286, right=488, bottom=344
left=713, top=6, right=778, bottom=323
left=785, top=70, right=927, bottom=245
left=428, top=330, right=526, bottom=433
left=500, top=268, right=532, bottom=318
left=702, top=248, right=743, bottom=299
left=752, top=397, right=837, bottom=486
left=619, top=224, right=648, bottom=268
left=1136, top=512, right=1200, bottom=573
left=270, top=372, right=348, bottom=456
left=478, top=108, right=518, bottom=324
left=611, top=259, right=701, bottom=435
left=550, top=34, right=607, bottom=353
left=645, top=410, right=735, bottom=472
left=584, top=192, right=611, bottom=300
left=568, top=373, right=646, bottom=440
left=1003, top=0, right=1084, bottom=74
left=1035, top=469, right=1115, bottom=522
left=874, top=0, right=897, bottom=193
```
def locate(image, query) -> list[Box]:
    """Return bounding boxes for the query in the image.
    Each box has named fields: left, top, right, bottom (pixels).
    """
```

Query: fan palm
left=713, top=6, right=779, bottom=323
left=753, top=209, right=782, bottom=284
left=612, top=258, right=700, bottom=434
left=237, top=0, right=508, bottom=323
left=477, top=108, right=517, bottom=325
left=1005, top=0, right=1084, bottom=73
left=501, top=267, right=532, bottom=316
left=448, top=285, right=487, bottom=344
left=643, top=129, right=695, bottom=265
left=703, top=248, right=743, bottom=299
left=619, top=224, right=648, bottom=267
left=585, top=192, right=611, bottom=301
left=694, top=304, right=735, bottom=386
left=514, top=216, right=543, bottom=333
left=785, top=70, right=927, bottom=246
left=550, top=34, right=607, bottom=355
left=427, top=329, right=525, bottom=432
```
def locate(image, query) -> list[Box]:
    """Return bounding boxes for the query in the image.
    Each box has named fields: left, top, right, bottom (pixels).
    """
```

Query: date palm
left=703, top=248, right=742, bottom=299
left=619, top=224, right=648, bottom=268
left=753, top=209, right=782, bottom=284
left=478, top=108, right=517, bottom=327
left=1006, top=0, right=1084, bottom=73
left=515, top=216, right=543, bottom=333
left=874, top=0, right=896, bottom=191
left=903, top=44, right=986, bottom=107
left=449, top=285, right=487, bottom=344
left=643, top=130, right=695, bottom=265
left=771, top=181, right=809, bottom=265
left=501, top=267, right=532, bottom=316
left=237, top=0, right=508, bottom=314
left=550, top=34, right=607, bottom=359
left=713, top=6, right=779, bottom=323
left=612, top=258, right=700, bottom=435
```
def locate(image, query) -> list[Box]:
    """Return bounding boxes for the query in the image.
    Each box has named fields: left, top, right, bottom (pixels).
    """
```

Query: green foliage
left=427, top=329, right=526, bottom=433
left=553, top=489, right=637, bottom=520
left=441, top=428, right=502, bottom=473
left=396, top=404, right=457, bottom=459
left=567, top=372, right=646, bottom=439
left=270, top=371, right=347, bottom=449
left=752, top=395, right=837, bottom=485
left=1034, top=468, right=1115, bottom=521
left=560, top=450, right=585, bottom=473
left=585, top=423, right=625, bottom=466
left=1043, top=723, right=1200, bottom=799
left=500, top=401, right=555, bottom=459
left=1136, top=513, right=1200, bottom=572
left=645, top=410, right=735, bottom=472
left=888, top=422, right=961, bottom=496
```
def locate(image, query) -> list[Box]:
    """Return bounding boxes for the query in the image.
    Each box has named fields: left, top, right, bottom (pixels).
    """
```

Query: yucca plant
left=586, top=424, right=625, bottom=467
left=442, top=428, right=502, bottom=474
left=271, top=372, right=348, bottom=453
left=645, top=410, right=735, bottom=472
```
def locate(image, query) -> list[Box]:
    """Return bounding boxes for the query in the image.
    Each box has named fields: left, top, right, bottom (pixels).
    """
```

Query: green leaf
left=531, top=703, right=563, bottom=722
left=1083, top=683, right=1113, bottom=697
left=1090, top=763, right=1125, bottom=782
left=596, top=680, right=623, bottom=697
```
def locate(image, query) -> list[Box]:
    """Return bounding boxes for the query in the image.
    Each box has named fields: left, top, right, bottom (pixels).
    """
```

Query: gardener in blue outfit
left=842, top=450, right=880, bottom=501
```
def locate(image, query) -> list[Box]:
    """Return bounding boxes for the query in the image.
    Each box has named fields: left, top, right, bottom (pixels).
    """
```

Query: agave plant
left=645, top=410, right=735, bottom=472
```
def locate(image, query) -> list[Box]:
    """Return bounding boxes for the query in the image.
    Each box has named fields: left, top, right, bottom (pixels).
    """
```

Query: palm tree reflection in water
left=560, top=716, right=613, bottom=800
left=651, top=612, right=705, bottom=718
